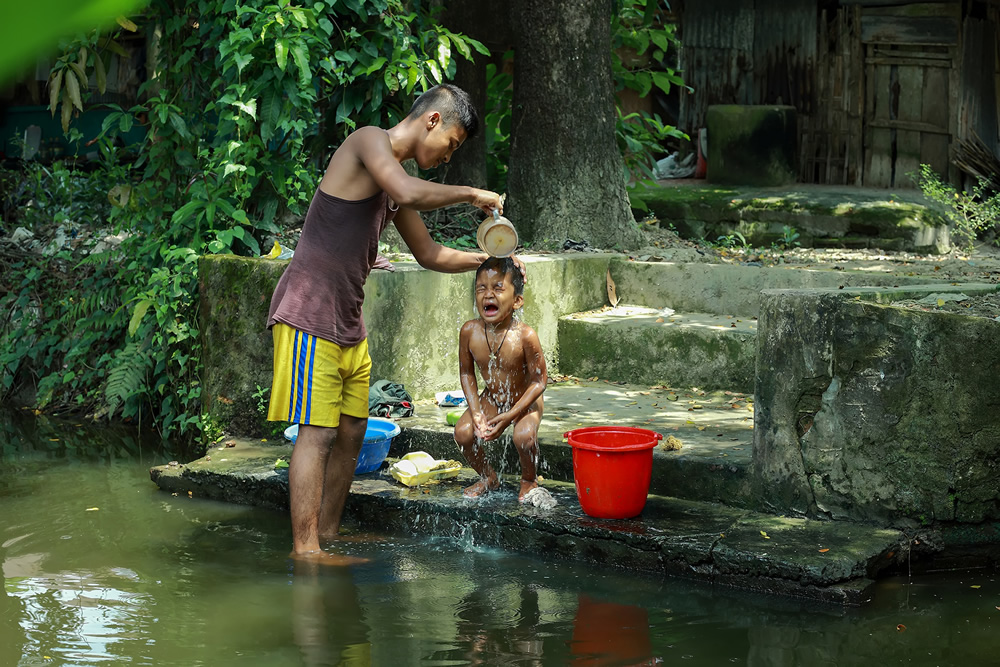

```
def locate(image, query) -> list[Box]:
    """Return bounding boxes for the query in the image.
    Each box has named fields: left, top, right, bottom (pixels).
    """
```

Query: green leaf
left=60, top=87, right=73, bottom=132
left=128, top=299, right=152, bottom=337
left=172, top=200, right=203, bottom=225
left=436, top=35, right=451, bottom=69
left=93, top=52, right=107, bottom=94
left=64, top=67, right=84, bottom=111
left=289, top=7, right=310, bottom=29
left=291, top=44, right=310, bottom=84
left=116, top=15, right=137, bottom=32
left=366, top=56, right=387, bottom=75
left=384, top=68, right=398, bottom=93
left=168, top=112, right=191, bottom=139
left=448, top=32, right=471, bottom=61
left=233, top=99, right=257, bottom=120
left=426, top=59, right=441, bottom=83
left=275, top=38, right=289, bottom=71
left=233, top=52, right=254, bottom=73
left=467, top=38, right=489, bottom=56
left=48, top=68, right=64, bottom=116
left=223, top=162, right=247, bottom=178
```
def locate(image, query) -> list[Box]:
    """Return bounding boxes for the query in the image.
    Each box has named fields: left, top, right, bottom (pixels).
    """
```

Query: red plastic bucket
left=565, top=426, right=662, bottom=519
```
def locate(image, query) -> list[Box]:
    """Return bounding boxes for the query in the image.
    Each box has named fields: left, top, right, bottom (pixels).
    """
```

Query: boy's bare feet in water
left=321, top=529, right=388, bottom=544
left=464, top=476, right=500, bottom=498
left=519, top=479, right=539, bottom=502
left=290, top=549, right=370, bottom=566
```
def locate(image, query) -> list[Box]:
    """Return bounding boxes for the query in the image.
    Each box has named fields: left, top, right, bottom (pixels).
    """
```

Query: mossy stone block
left=706, top=105, right=797, bottom=186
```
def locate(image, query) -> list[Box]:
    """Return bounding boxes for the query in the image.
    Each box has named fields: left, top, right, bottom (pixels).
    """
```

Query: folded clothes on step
left=435, top=391, right=466, bottom=407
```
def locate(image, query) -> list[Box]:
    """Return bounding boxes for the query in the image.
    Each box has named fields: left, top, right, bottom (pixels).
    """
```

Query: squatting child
left=454, top=257, right=548, bottom=502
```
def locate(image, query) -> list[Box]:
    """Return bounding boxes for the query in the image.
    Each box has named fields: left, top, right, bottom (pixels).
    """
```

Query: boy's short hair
left=407, top=84, right=480, bottom=140
left=475, top=257, right=523, bottom=296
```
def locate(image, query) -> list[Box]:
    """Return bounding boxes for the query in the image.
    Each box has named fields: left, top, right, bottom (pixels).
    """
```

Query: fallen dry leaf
left=606, top=269, right=620, bottom=306
left=819, top=548, right=830, bottom=553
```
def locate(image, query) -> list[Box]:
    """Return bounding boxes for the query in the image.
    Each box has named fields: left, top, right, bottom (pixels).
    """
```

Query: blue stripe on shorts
left=293, top=331, right=311, bottom=423
left=304, top=334, right=317, bottom=424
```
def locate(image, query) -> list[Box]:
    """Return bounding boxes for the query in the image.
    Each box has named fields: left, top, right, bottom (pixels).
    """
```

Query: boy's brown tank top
left=267, top=187, right=398, bottom=346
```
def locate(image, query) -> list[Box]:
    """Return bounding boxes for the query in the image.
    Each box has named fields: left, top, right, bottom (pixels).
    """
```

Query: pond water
left=2, top=409, right=998, bottom=666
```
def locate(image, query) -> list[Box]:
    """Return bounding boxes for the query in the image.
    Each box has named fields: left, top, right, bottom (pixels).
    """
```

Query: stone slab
left=753, top=282, right=1000, bottom=526
left=557, top=305, right=757, bottom=392
left=149, top=439, right=904, bottom=605
left=607, top=256, right=938, bottom=318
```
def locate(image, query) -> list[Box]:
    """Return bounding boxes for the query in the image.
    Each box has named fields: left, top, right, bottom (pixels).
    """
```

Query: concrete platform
left=149, top=438, right=905, bottom=605
left=557, top=305, right=757, bottom=392
left=394, top=379, right=755, bottom=508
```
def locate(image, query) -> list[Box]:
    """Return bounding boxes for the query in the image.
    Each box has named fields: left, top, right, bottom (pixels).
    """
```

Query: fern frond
left=104, top=341, right=149, bottom=417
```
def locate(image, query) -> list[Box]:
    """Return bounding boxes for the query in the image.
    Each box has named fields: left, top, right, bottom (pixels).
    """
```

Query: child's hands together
left=481, top=411, right=514, bottom=441
left=472, top=411, right=491, bottom=439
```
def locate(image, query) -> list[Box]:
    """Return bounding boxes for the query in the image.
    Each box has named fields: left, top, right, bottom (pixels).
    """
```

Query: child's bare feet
left=464, top=476, right=500, bottom=498
left=519, top=479, right=539, bottom=502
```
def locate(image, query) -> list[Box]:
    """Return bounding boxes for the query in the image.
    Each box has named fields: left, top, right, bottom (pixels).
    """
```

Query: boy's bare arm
left=394, top=208, right=487, bottom=272
left=353, top=127, right=501, bottom=213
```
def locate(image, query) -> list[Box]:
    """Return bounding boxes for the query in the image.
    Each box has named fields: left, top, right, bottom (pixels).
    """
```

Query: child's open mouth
left=483, top=304, right=499, bottom=316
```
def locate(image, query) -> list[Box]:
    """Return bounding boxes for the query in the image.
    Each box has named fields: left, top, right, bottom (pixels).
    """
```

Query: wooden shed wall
left=678, top=0, right=756, bottom=130
left=678, top=0, right=997, bottom=188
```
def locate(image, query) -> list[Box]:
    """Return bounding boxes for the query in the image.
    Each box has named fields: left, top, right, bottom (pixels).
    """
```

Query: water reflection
left=2, top=409, right=1000, bottom=665
left=292, top=558, right=371, bottom=666
left=571, top=594, right=657, bottom=665
left=1, top=540, right=27, bottom=664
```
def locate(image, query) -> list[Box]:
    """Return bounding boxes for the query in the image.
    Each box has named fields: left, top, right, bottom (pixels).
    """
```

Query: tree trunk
left=439, top=0, right=511, bottom=191
left=508, top=0, right=641, bottom=250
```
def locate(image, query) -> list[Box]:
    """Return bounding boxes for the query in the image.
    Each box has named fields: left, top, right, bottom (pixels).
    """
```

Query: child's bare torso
left=469, top=320, right=534, bottom=409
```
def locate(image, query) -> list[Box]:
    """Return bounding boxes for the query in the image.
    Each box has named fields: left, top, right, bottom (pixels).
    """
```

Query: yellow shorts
left=267, top=323, right=371, bottom=427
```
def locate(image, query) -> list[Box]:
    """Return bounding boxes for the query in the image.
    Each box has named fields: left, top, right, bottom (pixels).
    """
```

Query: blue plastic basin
left=283, top=417, right=401, bottom=474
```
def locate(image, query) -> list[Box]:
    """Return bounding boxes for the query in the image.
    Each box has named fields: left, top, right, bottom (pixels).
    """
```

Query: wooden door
left=860, top=4, right=959, bottom=187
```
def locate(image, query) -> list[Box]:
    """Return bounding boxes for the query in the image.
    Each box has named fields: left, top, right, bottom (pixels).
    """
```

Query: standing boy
left=454, top=257, right=548, bottom=502
left=267, top=84, right=515, bottom=564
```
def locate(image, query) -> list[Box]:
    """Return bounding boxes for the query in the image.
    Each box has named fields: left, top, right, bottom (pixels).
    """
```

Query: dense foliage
left=915, top=164, right=1000, bottom=252
left=1, top=0, right=682, bottom=444
left=2, top=0, right=485, bottom=441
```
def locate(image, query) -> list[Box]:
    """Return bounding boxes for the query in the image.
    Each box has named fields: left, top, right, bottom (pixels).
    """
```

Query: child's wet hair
left=475, top=257, right=523, bottom=296
left=407, top=84, right=480, bottom=139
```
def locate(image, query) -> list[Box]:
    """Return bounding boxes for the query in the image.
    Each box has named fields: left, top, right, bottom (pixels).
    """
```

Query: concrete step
left=394, top=379, right=755, bottom=509
left=149, top=441, right=906, bottom=605
left=557, top=305, right=757, bottom=392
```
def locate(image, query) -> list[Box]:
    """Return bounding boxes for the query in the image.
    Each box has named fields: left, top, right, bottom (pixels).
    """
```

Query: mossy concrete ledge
left=199, top=253, right=614, bottom=437
left=753, top=283, right=1000, bottom=530
left=150, top=439, right=905, bottom=606
left=635, top=185, right=951, bottom=253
